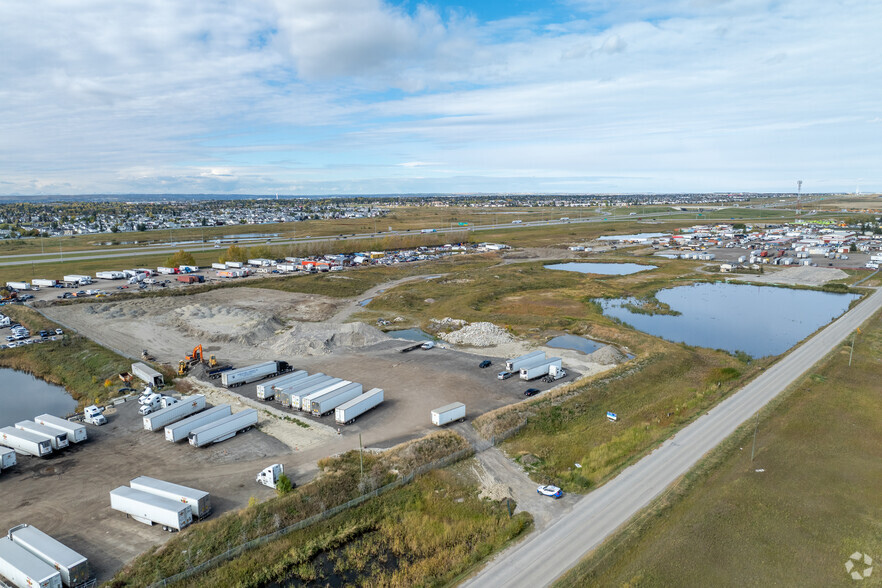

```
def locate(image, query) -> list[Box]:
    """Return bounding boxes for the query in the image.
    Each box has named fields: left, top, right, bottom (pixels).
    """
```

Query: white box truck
left=15, top=421, right=69, bottom=450
left=505, top=351, right=545, bottom=372
left=0, top=537, right=62, bottom=588
left=8, top=524, right=90, bottom=588
left=31, top=279, right=57, bottom=287
left=256, top=370, right=307, bottom=401
left=1, top=446, right=16, bottom=471
left=288, top=377, right=341, bottom=410
left=520, top=358, right=562, bottom=380
left=165, top=405, right=232, bottom=442
left=275, top=373, right=328, bottom=407
left=335, top=388, right=384, bottom=425
left=221, top=361, right=291, bottom=388
left=33, top=414, right=87, bottom=444
left=110, top=486, right=193, bottom=531
left=142, top=395, right=206, bottom=431
left=132, top=362, right=164, bottom=387
left=211, top=262, right=227, bottom=270
left=432, top=403, right=466, bottom=426
left=130, top=476, right=212, bottom=520
left=6, top=281, right=32, bottom=290
left=63, top=275, right=92, bottom=285
left=188, top=409, right=258, bottom=447
left=95, top=271, right=125, bottom=280
left=0, top=427, right=53, bottom=457
left=301, top=381, right=351, bottom=413
left=309, top=382, right=363, bottom=416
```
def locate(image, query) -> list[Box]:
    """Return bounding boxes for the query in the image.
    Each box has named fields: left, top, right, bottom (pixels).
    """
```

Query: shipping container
left=188, top=409, right=258, bottom=447
left=131, top=362, right=164, bottom=387
left=130, top=476, right=211, bottom=520
left=505, top=351, right=545, bottom=372
left=308, top=382, right=363, bottom=416
left=8, top=524, right=90, bottom=588
left=285, top=377, right=340, bottom=410
left=15, top=421, right=68, bottom=450
left=301, top=381, right=351, bottom=413
left=0, top=537, right=62, bottom=588
left=335, top=388, right=384, bottom=425
left=143, top=395, right=206, bottom=431
left=211, top=262, right=227, bottom=270
left=34, top=415, right=87, bottom=444
left=221, top=361, right=290, bottom=388
left=276, top=374, right=330, bottom=407
left=0, top=427, right=53, bottom=457
left=31, top=279, right=57, bottom=287
left=165, top=405, right=232, bottom=442
left=0, top=446, right=16, bottom=470
left=109, top=486, right=192, bottom=531
left=431, top=403, right=466, bottom=426
left=520, top=358, right=562, bottom=381
left=256, top=370, right=307, bottom=401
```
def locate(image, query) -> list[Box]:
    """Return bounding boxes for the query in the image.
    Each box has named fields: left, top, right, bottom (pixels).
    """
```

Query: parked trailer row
left=0, top=537, right=62, bottom=588
left=130, top=476, right=211, bottom=520
left=221, top=361, right=291, bottom=388
left=15, top=422, right=68, bottom=450
left=276, top=374, right=329, bottom=407
left=519, top=357, right=562, bottom=381
left=0, top=447, right=16, bottom=472
left=0, top=427, right=53, bottom=458
left=256, top=370, right=307, bottom=401
left=335, top=388, right=384, bottom=425
left=188, top=409, right=258, bottom=447
left=309, top=382, right=363, bottom=416
left=165, top=405, right=232, bottom=443
left=7, top=524, right=90, bottom=588
left=109, top=486, right=192, bottom=532
left=34, top=415, right=87, bottom=444
left=301, top=380, right=351, bottom=413
left=289, top=377, right=341, bottom=410
left=142, top=395, right=206, bottom=431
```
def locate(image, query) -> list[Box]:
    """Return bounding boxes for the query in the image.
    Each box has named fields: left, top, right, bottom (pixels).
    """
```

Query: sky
left=1, top=0, right=880, bottom=196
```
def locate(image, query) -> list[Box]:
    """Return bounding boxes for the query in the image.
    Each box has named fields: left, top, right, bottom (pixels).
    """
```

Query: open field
left=555, top=308, right=882, bottom=587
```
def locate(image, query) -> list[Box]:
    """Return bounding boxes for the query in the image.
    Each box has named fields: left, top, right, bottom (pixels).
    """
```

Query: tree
left=136, top=223, right=147, bottom=232
left=219, top=244, right=248, bottom=263
left=166, top=249, right=196, bottom=267
left=275, top=473, right=293, bottom=496
left=732, top=223, right=746, bottom=230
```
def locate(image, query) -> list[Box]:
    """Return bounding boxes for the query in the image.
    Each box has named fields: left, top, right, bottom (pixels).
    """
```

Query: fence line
left=148, top=447, right=473, bottom=587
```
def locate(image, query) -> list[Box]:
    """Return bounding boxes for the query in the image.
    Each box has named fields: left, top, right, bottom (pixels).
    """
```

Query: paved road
left=463, top=287, right=882, bottom=587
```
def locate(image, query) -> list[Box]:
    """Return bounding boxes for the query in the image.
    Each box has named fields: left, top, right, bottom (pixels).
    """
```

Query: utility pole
left=750, top=412, right=759, bottom=461
left=359, top=433, right=364, bottom=490
left=849, top=329, right=859, bottom=366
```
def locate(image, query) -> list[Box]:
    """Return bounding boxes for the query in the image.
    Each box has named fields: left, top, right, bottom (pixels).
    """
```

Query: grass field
left=0, top=306, right=155, bottom=407
left=555, top=309, right=882, bottom=587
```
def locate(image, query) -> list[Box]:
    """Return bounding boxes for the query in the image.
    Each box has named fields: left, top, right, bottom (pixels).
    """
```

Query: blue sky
left=0, top=0, right=879, bottom=195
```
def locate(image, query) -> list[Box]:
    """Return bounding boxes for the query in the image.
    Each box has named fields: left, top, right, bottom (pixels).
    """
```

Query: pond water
left=546, top=262, right=656, bottom=275
left=0, top=368, right=78, bottom=428
left=598, top=232, right=668, bottom=241
left=546, top=334, right=604, bottom=355
left=387, top=328, right=433, bottom=342
left=598, top=282, right=860, bottom=357
left=358, top=298, right=373, bottom=307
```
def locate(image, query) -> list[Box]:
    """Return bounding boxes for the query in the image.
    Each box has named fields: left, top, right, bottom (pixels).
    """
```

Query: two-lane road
left=464, top=287, right=882, bottom=587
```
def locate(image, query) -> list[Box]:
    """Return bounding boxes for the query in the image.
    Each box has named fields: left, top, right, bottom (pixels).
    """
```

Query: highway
left=463, top=286, right=882, bottom=587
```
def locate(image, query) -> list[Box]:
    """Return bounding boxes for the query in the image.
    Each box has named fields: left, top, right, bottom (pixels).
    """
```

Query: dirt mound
left=164, top=304, right=283, bottom=346
left=440, top=322, right=515, bottom=347
left=587, top=345, right=628, bottom=365
left=271, top=322, right=389, bottom=356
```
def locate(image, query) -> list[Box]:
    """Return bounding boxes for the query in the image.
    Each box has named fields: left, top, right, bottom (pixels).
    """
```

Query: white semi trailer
left=165, top=405, right=232, bottom=442
left=14, top=421, right=68, bottom=450
left=0, top=427, right=53, bottom=457
left=288, top=378, right=342, bottom=410
left=0, top=537, right=62, bottom=588
left=221, top=361, right=291, bottom=388
left=431, top=402, right=466, bottom=426
left=0, top=447, right=16, bottom=471
left=505, top=350, right=545, bottom=372
left=7, top=524, right=91, bottom=588
left=519, top=358, right=562, bottom=380
left=308, top=382, right=363, bottom=416
left=301, top=381, right=352, bottom=413
left=31, top=279, right=57, bottom=287
left=142, top=395, right=206, bottom=431
left=256, top=370, right=308, bottom=401
left=109, top=486, right=193, bottom=531
left=276, top=374, right=329, bottom=407
left=33, top=414, right=87, bottom=444
left=130, top=476, right=212, bottom=520
left=335, top=388, right=384, bottom=425
left=188, top=409, right=258, bottom=447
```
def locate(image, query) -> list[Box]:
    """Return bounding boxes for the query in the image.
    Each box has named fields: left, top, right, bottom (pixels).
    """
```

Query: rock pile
left=429, top=317, right=468, bottom=331
left=272, top=322, right=388, bottom=356
left=587, top=345, right=629, bottom=365
left=440, top=322, right=515, bottom=347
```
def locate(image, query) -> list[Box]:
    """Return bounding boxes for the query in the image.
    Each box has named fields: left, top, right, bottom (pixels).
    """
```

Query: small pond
left=546, top=334, right=604, bottom=355
left=387, top=328, right=433, bottom=342
left=358, top=298, right=373, bottom=307
left=0, top=368, right=78, bottom=428
left=546, top=262, right=656, bottom=275
left=598, top=282, right=860, bottom=357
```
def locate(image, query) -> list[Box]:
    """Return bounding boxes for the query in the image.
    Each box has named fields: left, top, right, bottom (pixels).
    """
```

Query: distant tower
left=796, top=180, right=802, bottom=214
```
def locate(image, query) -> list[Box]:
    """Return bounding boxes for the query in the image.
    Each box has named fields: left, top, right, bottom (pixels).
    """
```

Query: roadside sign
left=606, top=411, right=617, bottom=422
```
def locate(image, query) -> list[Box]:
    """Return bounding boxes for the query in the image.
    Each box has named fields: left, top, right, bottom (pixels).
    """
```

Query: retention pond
left=0, top=368, right=77, bottom=428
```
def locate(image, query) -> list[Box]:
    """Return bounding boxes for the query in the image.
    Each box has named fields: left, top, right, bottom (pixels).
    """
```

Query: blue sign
left=606, top=411, right=618, bottom=422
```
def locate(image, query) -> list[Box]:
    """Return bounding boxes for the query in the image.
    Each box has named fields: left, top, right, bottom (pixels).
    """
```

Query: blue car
left=537, top=485, right=563, bottom=499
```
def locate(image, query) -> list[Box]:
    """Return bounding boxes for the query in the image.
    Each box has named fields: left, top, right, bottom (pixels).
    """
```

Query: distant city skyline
left=1, top=0, right=879, bottom=196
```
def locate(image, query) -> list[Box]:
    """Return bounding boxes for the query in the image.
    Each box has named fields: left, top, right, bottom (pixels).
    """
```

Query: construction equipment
left=142, top=349, right=155, bottom=361
left=178, top=361, right=187, bottom=376
left=185, top=345, right=204, bottom=366
left=119, top=372, right=134, bottom=384
left=208, top=354, right=218, bottom=368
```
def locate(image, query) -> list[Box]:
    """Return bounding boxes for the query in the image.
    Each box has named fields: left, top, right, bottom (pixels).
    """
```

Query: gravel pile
left=440, top=322, right=515, bottom=347
left=272, top=322, right=388, bottom=356
left=429, top=317, right=468, bottom=331
left=587, top=345, right=629, bottom=365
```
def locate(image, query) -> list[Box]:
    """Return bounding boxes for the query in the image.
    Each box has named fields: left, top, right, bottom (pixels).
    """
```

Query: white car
left=537, top=485, right=563, bottom=499
left=497, top=371, right=514, bottom=380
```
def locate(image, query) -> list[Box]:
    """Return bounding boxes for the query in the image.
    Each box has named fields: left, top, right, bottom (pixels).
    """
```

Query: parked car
left=55, top=328, right=63, bottom=335
left=497, top=371, right=513, bottom=380
left=537, top=485, right=563, bottom=498
left=479, top=360, right=492, bottom=368
left=524, top=388, right=540, bottom=397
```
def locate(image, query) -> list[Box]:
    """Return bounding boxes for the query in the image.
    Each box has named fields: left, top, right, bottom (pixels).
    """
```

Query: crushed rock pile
left=165, top=304, right=282, bottom=345
left=440, top=322, right=515, bottom=347
left=272, top=322, right=389, bottom=356
left=429, top=317, right=468, bottom=331
left=587, top=345, right=629, bottom=365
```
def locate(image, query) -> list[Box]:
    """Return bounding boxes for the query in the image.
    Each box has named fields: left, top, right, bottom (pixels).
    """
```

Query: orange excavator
left=178, top=345, right=219, bottom=375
